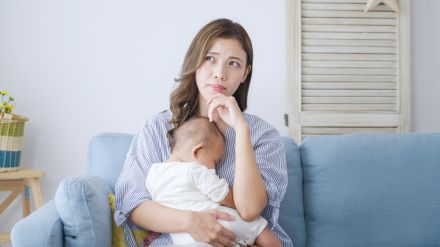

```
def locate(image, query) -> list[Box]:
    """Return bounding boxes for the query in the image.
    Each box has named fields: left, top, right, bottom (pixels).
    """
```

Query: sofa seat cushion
left=300, top=133, right=440, bottom=247
left=55, top=175, right=113, bottom=247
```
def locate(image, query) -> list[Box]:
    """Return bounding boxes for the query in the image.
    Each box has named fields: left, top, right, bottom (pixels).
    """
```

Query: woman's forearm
left=233, top=122, right=268, bottom=221
left=130, top=200, right=191, bottom=233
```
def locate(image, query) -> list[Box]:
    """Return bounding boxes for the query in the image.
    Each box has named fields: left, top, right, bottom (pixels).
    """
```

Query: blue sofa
left=12, top=132, right=440, bottom=247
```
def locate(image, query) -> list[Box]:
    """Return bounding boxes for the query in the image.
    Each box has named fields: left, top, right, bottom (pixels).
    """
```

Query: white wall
left=0, top=0, right=286, bottom=233
left=1, top=0, right=440, bottom=237
left=411, top=0, right=440, bottom=132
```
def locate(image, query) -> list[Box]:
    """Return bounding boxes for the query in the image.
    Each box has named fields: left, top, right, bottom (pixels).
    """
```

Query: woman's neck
left=198, top=99, right=209, bottom=118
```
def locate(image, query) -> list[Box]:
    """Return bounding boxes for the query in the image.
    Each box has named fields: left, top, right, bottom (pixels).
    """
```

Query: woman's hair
left=169, top=18, right=253, bottom=127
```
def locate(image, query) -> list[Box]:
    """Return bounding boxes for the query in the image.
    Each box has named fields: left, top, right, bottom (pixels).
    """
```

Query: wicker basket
left=0, top=113, right=28, bottom=172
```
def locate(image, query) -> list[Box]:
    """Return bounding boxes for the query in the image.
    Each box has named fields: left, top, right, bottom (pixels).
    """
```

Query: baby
left=146, top=117, right=281, bottom=247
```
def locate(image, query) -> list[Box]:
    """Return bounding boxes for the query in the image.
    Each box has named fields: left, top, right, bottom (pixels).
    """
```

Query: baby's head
left=167, top=117, right=225, bottom=169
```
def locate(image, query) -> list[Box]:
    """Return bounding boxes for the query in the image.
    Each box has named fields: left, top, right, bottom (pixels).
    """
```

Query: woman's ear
left=191, top=144, right=204, bottom=159
left=241, top=65, right=252, bottom=83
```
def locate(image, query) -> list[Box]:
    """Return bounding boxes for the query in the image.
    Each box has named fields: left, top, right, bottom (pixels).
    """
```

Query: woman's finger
left=215, top=235, right=236, bottom=247
left=209, top=225, right=236, bottom=247
left=215, top=209, right=235, bottom=221
left=208, top=98, right=228, bottom=122
left=220, top=226, right=236, bottom=243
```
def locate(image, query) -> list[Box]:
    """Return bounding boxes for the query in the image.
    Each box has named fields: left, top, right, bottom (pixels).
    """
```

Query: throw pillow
left=108, top=193, right=155, bottom=247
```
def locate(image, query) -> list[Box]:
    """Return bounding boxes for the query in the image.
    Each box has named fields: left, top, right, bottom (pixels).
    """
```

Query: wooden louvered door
left=286, top=0, right=411, bottom=142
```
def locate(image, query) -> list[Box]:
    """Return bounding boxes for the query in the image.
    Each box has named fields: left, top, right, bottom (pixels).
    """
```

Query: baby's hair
left=167, top=117, right=225, bottom=153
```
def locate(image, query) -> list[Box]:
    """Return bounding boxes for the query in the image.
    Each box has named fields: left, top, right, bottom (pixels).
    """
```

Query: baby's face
left=197, top=139, right=225, bottom=169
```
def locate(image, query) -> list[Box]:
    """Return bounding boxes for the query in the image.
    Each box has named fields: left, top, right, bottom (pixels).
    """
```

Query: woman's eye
left=229, top=61, right=241, bottom=68
left=206, top=56, right=215, bottom=62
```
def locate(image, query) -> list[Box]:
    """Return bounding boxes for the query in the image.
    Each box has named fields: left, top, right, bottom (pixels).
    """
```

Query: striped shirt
left=115, top=110, right=293, bottom=247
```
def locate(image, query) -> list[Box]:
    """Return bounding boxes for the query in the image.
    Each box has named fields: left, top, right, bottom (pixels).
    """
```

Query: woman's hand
left=207, top=94, right=246, bottom=130
left=186, top=209, right=237, bottom=247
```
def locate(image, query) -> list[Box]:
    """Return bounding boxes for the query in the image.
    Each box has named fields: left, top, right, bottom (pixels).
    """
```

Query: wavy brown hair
left=170, top=18, right=253, bottom=127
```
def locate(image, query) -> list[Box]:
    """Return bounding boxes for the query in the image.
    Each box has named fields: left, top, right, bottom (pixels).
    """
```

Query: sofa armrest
left=11, top=200, right=63, bottom=247
left=55, top=175, right=113, bottom=247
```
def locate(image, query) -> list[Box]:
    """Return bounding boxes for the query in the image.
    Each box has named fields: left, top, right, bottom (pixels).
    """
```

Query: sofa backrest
left=280, top=137, right=306, bottom=247
left=300, top=133, right=440, bottom=247
left=87, top=132, right=133, bottom=190
left=87, top=133, right=305, bottom=246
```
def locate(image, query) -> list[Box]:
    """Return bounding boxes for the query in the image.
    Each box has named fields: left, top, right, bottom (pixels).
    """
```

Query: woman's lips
left=210, top=84, right=226, bottom=92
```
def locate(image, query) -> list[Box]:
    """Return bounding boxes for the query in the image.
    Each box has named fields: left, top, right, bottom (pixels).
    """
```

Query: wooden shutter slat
left=302, top=32, right=396, bottom=40
left=303, top=82, right=397, bottom=90
left=303, top=75, right=397, bottom=82
left=302, top=3, right=394, bottom=11
left=303, top=104, right=397, bottom=111
left=303, top=61, right=397, bottom=68
left=302, top=18, right=397, bottom=26
left=303, top=46, right=396, bottom=54
left=302, top=97, right=396, bottom=104
left=302, top=68, right=397, bottom=75
left=303, top=53, right=397, bottom=61
left=303, top=25, right=396, bottom=33
left=300, top=112, right=400, bottom=127
left=303, top=39, right=396, bottom=47
left=302, top=89, right=397, bottom=97
left=302, top=10, right=397, bottom=18
left=302, top=127, right=397, bottom=135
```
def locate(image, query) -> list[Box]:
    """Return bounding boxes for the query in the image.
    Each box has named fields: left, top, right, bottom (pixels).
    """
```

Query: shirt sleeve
left=190, top=164, right=230, bottom=203
left=114, top=116, right=168, bottom=228
left=253, top=126, right=288, bottom=213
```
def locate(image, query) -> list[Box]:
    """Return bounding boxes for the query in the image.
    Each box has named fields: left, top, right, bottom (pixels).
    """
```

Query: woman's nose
left=213, top=64, right=226, bottom=81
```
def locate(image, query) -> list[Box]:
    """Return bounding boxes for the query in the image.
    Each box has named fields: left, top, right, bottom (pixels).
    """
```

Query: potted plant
left=0, top=90, right=29, bottom=172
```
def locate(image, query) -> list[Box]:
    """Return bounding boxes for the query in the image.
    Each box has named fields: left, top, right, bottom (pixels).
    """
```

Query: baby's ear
left=191, top=144, right=204, bottom=159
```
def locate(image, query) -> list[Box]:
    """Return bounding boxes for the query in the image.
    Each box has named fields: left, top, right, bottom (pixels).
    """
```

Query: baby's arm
left=219, top=188, right=235, bottom=209
left=191, top=165, right=236, bottom=209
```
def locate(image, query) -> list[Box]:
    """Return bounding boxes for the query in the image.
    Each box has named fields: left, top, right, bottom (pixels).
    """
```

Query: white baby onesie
left=146, top=161, right=267, bottom=246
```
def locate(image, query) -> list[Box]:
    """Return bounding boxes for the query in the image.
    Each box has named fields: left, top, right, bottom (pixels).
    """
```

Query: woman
left=115, top=18, right=292, bottom=247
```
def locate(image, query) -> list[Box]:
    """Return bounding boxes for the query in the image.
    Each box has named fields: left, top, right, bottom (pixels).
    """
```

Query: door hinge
left=284, top=113, right=289, bottom=127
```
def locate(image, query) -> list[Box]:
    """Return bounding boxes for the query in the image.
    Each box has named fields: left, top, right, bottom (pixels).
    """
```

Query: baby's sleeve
left=190, top=164, right=229, bottom=203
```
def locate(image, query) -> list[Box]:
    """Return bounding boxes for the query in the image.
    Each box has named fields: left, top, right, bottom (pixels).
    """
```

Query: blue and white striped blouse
left=115, top=110, right=293, bottom=247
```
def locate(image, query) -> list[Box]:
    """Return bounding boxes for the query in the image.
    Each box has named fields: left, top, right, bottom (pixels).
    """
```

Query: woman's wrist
left=181, top=210, right=195, bottom=233
left=233, top=120, right=249, bottom=133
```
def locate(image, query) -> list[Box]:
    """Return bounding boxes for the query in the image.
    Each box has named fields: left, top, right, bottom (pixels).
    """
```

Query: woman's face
left=196, top=38, right=250, bottom=102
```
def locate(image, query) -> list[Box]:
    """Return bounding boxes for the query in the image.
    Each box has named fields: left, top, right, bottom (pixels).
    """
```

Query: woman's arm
left=131, top=200, right=236, bottom=245
left=208, top=95, right=268, bottom=221
left=233, top=122, right=268, bottom=221
left=130, top=200, right=190, bottom=232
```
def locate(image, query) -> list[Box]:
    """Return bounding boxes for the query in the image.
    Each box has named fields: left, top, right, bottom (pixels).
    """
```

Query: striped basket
left=0, top=113, right=28, bottom=172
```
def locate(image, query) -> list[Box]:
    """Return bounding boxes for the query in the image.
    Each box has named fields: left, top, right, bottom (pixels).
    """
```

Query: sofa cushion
left=88, top=133, right=134, bottom=190
left=11, top=200, right=63, bottom=247
left=300, top=133, right=440, bottom=247
left=279, top=137, right=305, bottom=247
left=55, top=175, right=113, bottom=247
